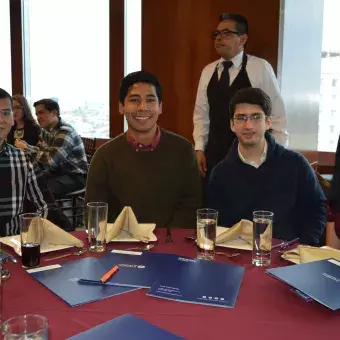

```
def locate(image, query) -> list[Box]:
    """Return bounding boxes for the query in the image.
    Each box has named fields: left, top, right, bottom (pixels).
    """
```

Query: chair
left=325, top=134, right=340, bottom=249
left=82, top=137, right=97, bottom=164
left=55, top=137, right=97, bottom=229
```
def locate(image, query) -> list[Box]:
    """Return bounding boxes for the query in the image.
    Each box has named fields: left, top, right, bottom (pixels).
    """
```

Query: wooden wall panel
left=109, top=0, right=125, bottom=137
left=142, top=0, right=280, bottom=141
left=10, top=0, right=23, bottom=94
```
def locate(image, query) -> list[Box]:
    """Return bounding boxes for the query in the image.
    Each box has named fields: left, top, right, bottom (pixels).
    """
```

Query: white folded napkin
left=27, top=218, right=83, bottom=248
left=216, top=219, right=271, bottom=251
left=106, top=207, right=156, bottom=243
left=282, top=245, right=340, bottom=264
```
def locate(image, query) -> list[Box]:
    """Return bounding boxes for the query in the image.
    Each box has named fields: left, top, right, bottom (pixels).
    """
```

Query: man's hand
left=14, top=139, right=28, bottom=150
left=195, top=150, right=207, bottom=178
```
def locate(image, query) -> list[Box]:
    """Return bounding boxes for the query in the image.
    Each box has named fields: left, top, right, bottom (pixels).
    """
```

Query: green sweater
left=85, top=129, right=202, bottom=228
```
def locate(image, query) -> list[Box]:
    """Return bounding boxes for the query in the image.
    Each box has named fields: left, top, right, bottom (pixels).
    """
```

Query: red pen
left=100, top=265, right=119, bottom=283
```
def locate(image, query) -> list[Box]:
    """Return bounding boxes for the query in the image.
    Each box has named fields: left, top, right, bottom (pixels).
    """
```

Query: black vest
left=205, top=53, right=252, bottom=173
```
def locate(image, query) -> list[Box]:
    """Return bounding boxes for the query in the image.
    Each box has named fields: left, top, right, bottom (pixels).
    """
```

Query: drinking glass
left=252, top=210, right=273, bottom=266
left=87, top=202, right=108, bottom=252
left=1, top=314, right=48, bottom=339
left=19, top=213, right=42, bottom=268
left=196, top=208, right=218, bottom=260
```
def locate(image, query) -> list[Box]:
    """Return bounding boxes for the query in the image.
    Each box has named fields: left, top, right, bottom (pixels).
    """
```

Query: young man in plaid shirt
left=15, top=99, right=88, bottom=197
left=0, top=88, right=71, bottom=235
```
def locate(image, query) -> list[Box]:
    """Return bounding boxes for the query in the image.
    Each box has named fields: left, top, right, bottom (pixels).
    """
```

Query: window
left=124, top=0, right=142, bottom=131
left=0, top=0, right=12, bottom=92
left=318, top=0, right=340, bottom=151
left=22, top=0, right=109, bottom=138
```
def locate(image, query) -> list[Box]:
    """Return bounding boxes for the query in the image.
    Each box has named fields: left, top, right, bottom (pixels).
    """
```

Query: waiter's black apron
left=205, top=53, right=252, bottom=175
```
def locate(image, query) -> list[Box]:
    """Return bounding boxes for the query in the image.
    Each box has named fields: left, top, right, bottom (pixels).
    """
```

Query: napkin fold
left=216, top=219, right=271, bottom=251
left=282, top=245, right=340, bottom=264
left=106, top=206, right=156, bottom=243
left=216, top=219, right=253, bottom=244
left=26, top=218, right=83, bottom=248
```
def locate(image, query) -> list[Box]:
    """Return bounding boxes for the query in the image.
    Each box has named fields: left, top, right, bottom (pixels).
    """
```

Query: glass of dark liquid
left=19, top=213, right=41, bottom=268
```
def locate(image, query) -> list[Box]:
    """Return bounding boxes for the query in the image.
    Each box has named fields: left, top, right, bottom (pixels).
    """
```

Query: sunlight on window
left=318, top=0, right=340, bottom=151
left=124, top=0, right=142, bottom=132
left=22, top=0, right=109, bottom=138
left=0, top=0, right=12, bottom=93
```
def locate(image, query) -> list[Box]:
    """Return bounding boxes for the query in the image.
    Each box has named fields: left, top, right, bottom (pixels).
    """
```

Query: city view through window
left=318, top=0, right=340, bottom=151
left=22, top=0, right=109, bottom=138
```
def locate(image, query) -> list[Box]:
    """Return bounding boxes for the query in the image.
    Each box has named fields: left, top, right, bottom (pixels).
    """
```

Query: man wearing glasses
left=193, top=13, right=288, bottom=180
left=0, top=88, right=72, bottom=235
left=208, top=88, right=325, bottom=246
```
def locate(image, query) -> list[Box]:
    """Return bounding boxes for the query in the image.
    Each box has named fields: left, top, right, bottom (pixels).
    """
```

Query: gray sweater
left=85, top=129, right=202, bottom=228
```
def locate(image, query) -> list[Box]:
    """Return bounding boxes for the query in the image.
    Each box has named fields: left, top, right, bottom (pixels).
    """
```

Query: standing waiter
left=193, top=13, right=288, bottom=178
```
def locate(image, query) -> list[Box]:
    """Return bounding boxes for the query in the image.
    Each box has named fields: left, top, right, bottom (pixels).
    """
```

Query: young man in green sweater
left=85, top=71, right=202, bottom=228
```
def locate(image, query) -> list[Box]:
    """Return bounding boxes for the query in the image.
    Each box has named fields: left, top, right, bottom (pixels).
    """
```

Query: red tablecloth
left=2, top=229, right=339, bottom=339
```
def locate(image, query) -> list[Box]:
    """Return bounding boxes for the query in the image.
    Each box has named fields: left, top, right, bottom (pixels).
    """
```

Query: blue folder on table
left=67, top=313, right=184, bottom=340
left=147, top=257, right=245, bottom=308
left=27, top=257, right=138, bottom=307
left=267, top=258, right=340, bottom=310
left=80, top=251, right=190, bottom=288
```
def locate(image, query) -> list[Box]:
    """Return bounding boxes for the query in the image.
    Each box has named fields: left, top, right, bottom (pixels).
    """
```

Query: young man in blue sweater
left=208, top=88, right=326, bottom=246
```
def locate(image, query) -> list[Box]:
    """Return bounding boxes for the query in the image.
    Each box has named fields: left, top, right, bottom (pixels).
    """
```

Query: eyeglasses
left=211, top=29, right=242, bottom=40
left=233, top=113, right=267, bottom=124
left=0, top=109, right=13, bottom=117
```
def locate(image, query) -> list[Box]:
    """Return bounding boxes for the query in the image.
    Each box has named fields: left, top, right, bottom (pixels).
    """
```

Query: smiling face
left=214, top=19, right=247, bottom=60
left=230, top=103, right=271, bottom=147
left=119, top=82, right=162, bottom=134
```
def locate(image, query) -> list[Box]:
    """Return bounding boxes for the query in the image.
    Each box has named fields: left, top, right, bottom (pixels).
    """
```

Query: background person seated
left=15, top=99, right=88, bottom=197
left=0, top=88, right=72, bottom=235
left=6, top=94, right=41, bottom=146
left=208, top=87, right=326, bottom=246
left=85, top=71, right=202, bottom=228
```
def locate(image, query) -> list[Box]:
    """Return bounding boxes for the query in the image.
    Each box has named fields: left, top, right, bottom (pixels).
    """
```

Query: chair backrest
left=329, top=135, right=340, bottom=211
left=81, top=137, right=97, bottom=164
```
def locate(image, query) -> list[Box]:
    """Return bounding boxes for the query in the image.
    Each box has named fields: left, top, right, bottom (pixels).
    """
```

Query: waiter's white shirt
left=193, top=51, right=288, bottom=151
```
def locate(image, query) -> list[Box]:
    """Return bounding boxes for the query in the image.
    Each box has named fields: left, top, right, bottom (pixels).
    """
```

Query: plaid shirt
left=0, top=143, right=59, bottom=236
left=29, top=119, right=88, bottom=175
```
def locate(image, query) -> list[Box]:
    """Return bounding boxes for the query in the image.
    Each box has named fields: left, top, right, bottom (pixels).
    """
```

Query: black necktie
left=219, top=61, right=233, bottom=87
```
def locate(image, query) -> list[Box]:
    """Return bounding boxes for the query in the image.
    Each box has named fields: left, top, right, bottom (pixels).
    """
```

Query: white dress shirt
left=193, top=51, right=288, bottom=151
left=238, top=140, right=268, bottom=169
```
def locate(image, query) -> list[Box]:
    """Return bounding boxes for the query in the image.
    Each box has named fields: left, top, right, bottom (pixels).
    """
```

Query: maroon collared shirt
left=126, top=127, right=161, bottom=152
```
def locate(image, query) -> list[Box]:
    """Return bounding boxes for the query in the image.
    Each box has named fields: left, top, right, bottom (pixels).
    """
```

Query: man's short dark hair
left=229, top=88, right=272, bottom=119
left=0, top=88, right=13, bottom=107
left=33, top=99, right=60, bottom=117
left=119, top=71, right=163, bottom=104
left=219, top=13, right=248, bottom=35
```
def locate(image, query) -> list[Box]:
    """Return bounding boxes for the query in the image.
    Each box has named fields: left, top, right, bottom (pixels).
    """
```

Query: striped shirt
left=0, top=143, right=58, bottom=236
left=28, top=119, right=88, bottom=175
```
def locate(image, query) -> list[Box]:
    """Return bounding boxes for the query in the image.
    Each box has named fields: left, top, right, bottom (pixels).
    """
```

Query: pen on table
left=272, top=238, right=299, bottom=250
left=100, top=265, right=119, bottom=283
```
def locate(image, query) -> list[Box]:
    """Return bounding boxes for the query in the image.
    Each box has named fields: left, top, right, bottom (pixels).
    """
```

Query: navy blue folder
left=147, top=257, right=245, bottom=308
left=67, top=313, right=184, bottom=340
left=80, top=251, right=190, bottom=288
left=267, top=258, right=340, bottom=310
left=27, top=257, right=138, bottom=307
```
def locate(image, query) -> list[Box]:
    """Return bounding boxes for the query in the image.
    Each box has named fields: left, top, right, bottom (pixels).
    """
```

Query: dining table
left=2, top=228, right=339, bottom=339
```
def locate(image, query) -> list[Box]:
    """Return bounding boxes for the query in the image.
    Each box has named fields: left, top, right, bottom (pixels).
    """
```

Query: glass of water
left=1, top=314, right=48, bottom=339
left=196, top=208, right=218, bottom=260
left=87, top=202, right=108, bottom=252
left=252, top=210, right=274, bottom=266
